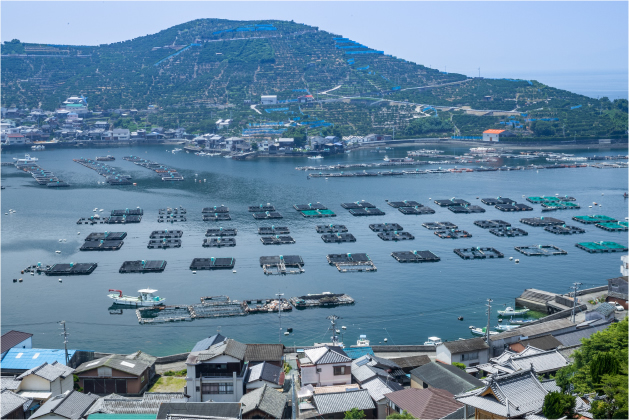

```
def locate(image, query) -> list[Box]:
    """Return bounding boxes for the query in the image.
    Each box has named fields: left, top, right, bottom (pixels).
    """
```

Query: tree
left=344, top=408, right=366, bottom=419
left=386, top=410, right=416, bottom=419
left=282, top=126, right=307, bottom=147
left=542, top=391, right=576, bottom=419
left=591, top=353, right=620, bottom=385
left=590, top=374, right=629, bottom=419
left=452, top=362, right=466, bottom=371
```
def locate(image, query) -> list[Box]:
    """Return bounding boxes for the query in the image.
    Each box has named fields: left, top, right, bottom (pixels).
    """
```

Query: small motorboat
left=423, top=336, right=443, bottom=346
left=495, top=324, right=519, bottom=332
left=171, top=148, right=182, bottom=154
left=497, top=307, right=530, bottom=317
left=108, top=288, right=165, bottom=307
left=470, top=327, right=498, bottom=336
left=13, top=154, right=38, bottom=163
left=356, top=335, right=370, bottom=347
left=308, top=155, right=324, bottom=160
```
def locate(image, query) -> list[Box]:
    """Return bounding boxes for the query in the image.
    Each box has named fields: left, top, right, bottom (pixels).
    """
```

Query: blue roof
left=343, top=347, right=375, bottom=360
left=1, top=348, right=76, bottom=370
left=191, top=333, right=226, bottom=353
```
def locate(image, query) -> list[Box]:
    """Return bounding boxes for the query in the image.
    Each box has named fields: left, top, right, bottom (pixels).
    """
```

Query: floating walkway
left=259, top=226, right=289, bottom=235
left=322, top=233, right=356, bottom=243
left=391, top=250, right=440, bottom=263
left=204, top=213, right=232, bottom=221
left=327, top=253, right=376, bottom=272
left=544, top=225, right=585, bottom=235
left=520, top=217, right=565, bottom=227
left=515, top=245, right=568, bottom=256
left=252, top=211, right=283, bottom=220
left=301, top=209, right=336, bottom=217
left=104, top=215, right=142, bottom=224
left=573, top=215, right=616, bottom=224
left=527, top=196, right=576, bottom=204
left=378, top=231, right=414, bottom=241
left=475, top=220, right=511, bottom=229
left=111, top=208, right=143, bottom=216
left=260, top=255, right=304, bottom=275
left=369, top=223, right=403, bottom=232
left=260, top=235, right=295, bottom=245
left=490, top=227, right=528, bottom=237
left=290, top=293, right=354, bottom=308
left=244, top=298, right=292, bottom=313
left=147, top=239, right=181, bottom=249
left=207, top=228, right=237, bottom=236
left=32, top=262, right=98, bottom=275
left=454, top=247, right=504, bottom=260
left=434, top=229, right=472, bottom=239
left=190, top=257, right=235, bottom=270
left=14, top=161, right=69, bottom=188
left=595, top=221, right=628, bottom=232
left=119, top=260, right=166, bottom=273
left=85, top=232, right=127, bottom=241
left=541, top=202, right=580, bottom=211
left=159, top=214, right=187, bottom=223
left=423, top=222, right=457, bottom=230
left=576, top=242, right=628, bottom=253
left=122, top=156, right=183, bottom=181
left=150, top=230, right=183, bottom=239
left=203, top=238, right=236, bottom=247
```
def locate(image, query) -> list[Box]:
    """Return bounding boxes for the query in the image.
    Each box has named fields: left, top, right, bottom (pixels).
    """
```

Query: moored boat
left=108, top=288, right=165, bottom=307
left=470, top=327, right=498, bottom=336
left=423, top=336, right=443, bottom=346
left=497, top=306, right=530, bottom=317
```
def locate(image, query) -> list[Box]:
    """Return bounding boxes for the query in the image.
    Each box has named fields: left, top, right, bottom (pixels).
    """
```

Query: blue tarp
left=345, top=50, right=384, bottom=55
left=343, top=347, right=375, bottom=359
left=1, top=348, right=78, bottom=370
left=570, top=105, right=582, bottom=110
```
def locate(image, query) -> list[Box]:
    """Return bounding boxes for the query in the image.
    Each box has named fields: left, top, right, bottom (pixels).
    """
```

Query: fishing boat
left=308, top=155, right=324, bottom=160
left=497, top=307, right=530, bottom=317
left=31, top=145, right=45, bottom=151
left=495, top=324, right=519, bottom=332
left=509, top=318, right=535, bottom=325
left=470, top=327, right=498, bottom=336
left=423, top=336, right=443, bottom=346
left=107, top=288, right=165, bottom=307
left=96, top=155, right=115, bottom=161
left=13, top=154, right=38, bottom=163
left=356, top=335, right=370, bottom=347
left=171, top=148, right=182, bottom=154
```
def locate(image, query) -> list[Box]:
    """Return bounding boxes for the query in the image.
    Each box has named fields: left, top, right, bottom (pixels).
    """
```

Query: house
left=216, top=119, right=232, bottom=130
left=261, top=95, right=277, bottom=105
left=93, top=121, right=108, bottom=129
left=384, top=388, right=464, bottom=420
left=388, top=355, right=431, bottom=373
left=471, top=346, right=569, bottom=379
left=190, top=333, right=226, bottom=353
left=482, top=129, right=513, bottom=142
left=5, top=134, right=27, bottom=145
left=185, top=338, right=248, bottom=403
left=351, top=355, right=406, bottom=384
left=312, top=389, right=376, bottom=419
left=277, top=138, right=295, bottom=149
left=240, top=384, right=287, bottom=419
left=112, top=129, right=130, bottom=141
left=324, top=136, right=339, bottom=143
left=225, top=137, right=247, bottom=151
left=29, top=390, right=99, bottom=420
left=489, top=318, right=577, bottom=357
left=12, top=362, right=74, bottom=405
left=410, top=362, right=484, bottom=395
left=1, top=349, right=84, bottom=376
left=309, top=136, right=327, bottom=150
left=622, top=255, right=629, bottom=277
left=74, top=352, right=156, bottom=396
left=298, top=95, right=314, bottom=103
left=1, top=331, right=32, bottom=359
left=245, top=362, right=285, bottom=392
left=361, top=377, right=404, bottom=418
left=84, top=392, right=186, bottom=417
left=1, top=389, right=33, bottom=419
left=436, top=338, right=490, bottom=367
left=508, top=334, right=562, bottom=353
left=606, top=274, right=628, bottom=309
left=553, top=319, right=614, bottom=348
left=298, top=346, right=352, bottom=387
left=156, top=402, right=242, bottom=419
left=585, top=302, right=616, bottom=322
left=364, top=134, right=392, bottom=143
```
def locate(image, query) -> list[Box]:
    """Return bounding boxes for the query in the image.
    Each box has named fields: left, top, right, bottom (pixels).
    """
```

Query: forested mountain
left=2, top=19, right=626, bottom=138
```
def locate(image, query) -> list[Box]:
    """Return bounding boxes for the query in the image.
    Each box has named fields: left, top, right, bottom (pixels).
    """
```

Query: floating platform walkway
left=14, top=161, right=69, bottom=188
left=544, top=225, right=585, bottom=235
left=150, top=230, right=183, bottom=239
left=398, top=205, right=436, bottom=215
left=112, top=208, right=143, bottom=216
left=202, top=206, right=229, bottom=213
left=249, top=204, right=276, bottom=212
left=252, top=211, right=283, bottom=220
left=136, top=305, right=193, bottom=323
left=595, top=221, right=628, bottom=232
left=454, top=247, right=504, bottom=260
left=203, top=238, right=236, bottom=247
left=260, top=255, right=304, bottom=275
left=349, top=208, right=385, bottom=216
left=391, top=250, right=440, bottom=263
left=515, top=245, right=568, bottom=256
left=204, top=213, right=232, bottom=221
left=423, top=222, right=457, bottom=230
left=327, top=253, right=376, bottom=272
left=122, top=156, right=183, bottom=181
left=520, top=217, right=565, bottom=227
left=259, top=226, right=289, bottom=235
left=573, top=215, right=616, bottom=224
left=207, top=228, right=237, bottom=236
left=369, top=223, right=403, bottom=232
left=434, top=198, right=470, bottom=207
left=490, top=227, right=528, bottom=237
left=104, top=215, right=142, bottom=224
left=294, top=203, right=327, bottom=210
left=322, top=233, right=356, bottom=243
left=475, top=220, right=511, bottom=229
left=190, top=257, right=235, bottom=270
left=434, top=229, right=472, bottom=239
left=449, top=205, right=486, bottom=214
left=260, top=235, right=295, bottom=245
left=290, top=293, right=354, bottom=308
left=576, top=242, right=628, bottom=253
left=147, top=239, right=181, bottom=249
left=378, top=231, right=414, bottom=241
left=119, top=260, right=166, bottom=273
left=301, top=209, right=336, bottom=217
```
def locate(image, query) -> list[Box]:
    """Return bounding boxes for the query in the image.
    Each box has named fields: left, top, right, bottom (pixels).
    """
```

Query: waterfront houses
left=436, top=338, right=490, bottom=368
left=0, top=331, right=32, bottom=359
left=74, top=352, right=156, bottom=396
left=298, top=346, right=352, bottom=387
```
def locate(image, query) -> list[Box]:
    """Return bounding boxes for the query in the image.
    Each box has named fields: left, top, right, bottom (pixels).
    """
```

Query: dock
left=119, top=260, right=167, bottom=273
left=322, top=233, right=356, bottom=243
left=327, top=253, right=376, bottom=272
left=150, top=230, right=183, bottom=239
left=474, top=220, right=511, bottom=229
left=490, top=227, right=528, bottom=237
left=147, top=239, right=181, bottom=249
left=204, top=213, right=232, bottom=221
left=595, top=221, right=628, bottom=232
left=122, top=156, right=183, bottom=181
left=576, top=242, right=628, bottom=253
left=249, top=204, right=275, bottom=212
left=349, top=208, right=385, bottom=216
left=260, top=236, right=295, bottom=245
left=301, top=209, right=336, bottom=217
left=190, top=257, right=235, bottom=270
left=378, top=231, right=415, bottom=241
left=391, top=250, right=440, bottom=263
left=259, top=226, right=289, bottom=235
left=289, top=293, right=354, bottom=308
left=573, top=215, right=617, bottom=224
left=398, top=206, right=436, bottom=215
left=203, top=238, right=236, bottom=247
left=514, top=245, right=568, bottom=256
left=544, top=225, right=585, bottom=235
left=422, top=222, right=457, bottom=230
left=520, top=217, right=565, bottom=227
left=207, top=228, right=237, bottom=236
left=252, top=211, right=283, bottom=220
left=316, top=224, right=347, bottom=233
left=434, top=229, right=472, bottom=239
left=454, top=247, right=504, bottom=260
left=294, top=203, right=328, bottom=210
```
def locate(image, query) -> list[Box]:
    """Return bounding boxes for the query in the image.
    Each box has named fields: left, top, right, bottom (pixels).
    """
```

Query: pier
left=576, top=242, right=628, bottom=253
left=378, top=231, right=414, bottom=241
left=317, top=224, right=347, bottom=233
left=514, top=245, right=568, bottom=256
left=260, top=236, right=295, bottom=245
left=207, top=228, right=238, bottom=236
left=203, top=238, right=236, bottom=247
left=544, top=225, right=585, bottom=235
left=454, top=247, right=504, bottom=260
left=122, top=156, right=183, bottom=181
left=147, top=239, right=181, bottom=249
left=327, top=253, right=376, bottom=272
left=434, top=229, right=472, bottom=239
left=322, top=233, right=356, bottom=243
left=119, top=260, right=167, bottom=273
left=490, top=227, right=528, bottom=237
left=422, top=222, right=457, bottom=230
left=259, top=226, right=289, bottom=235
left=391, top=250, right=440, bottom=263
left=520, top=217, right=565, bottom=227
left=289, top=293, right=354, bottom=308
left=259, top=255, right=304, bottom=275
left=474, top=220, right=511, bottom=229
left=190, top=257, right=235, bottom=270
left=252, top=211, right=283, bottom=220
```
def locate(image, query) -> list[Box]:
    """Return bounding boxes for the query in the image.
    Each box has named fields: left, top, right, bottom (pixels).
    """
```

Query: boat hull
left=109, top=296, right=166, bottom=307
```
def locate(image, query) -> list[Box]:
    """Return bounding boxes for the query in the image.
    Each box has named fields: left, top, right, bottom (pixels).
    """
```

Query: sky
left=2, top=1, right=628, bottom=98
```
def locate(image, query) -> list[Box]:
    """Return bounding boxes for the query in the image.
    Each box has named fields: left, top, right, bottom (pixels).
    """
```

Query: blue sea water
left=1, top=145, right=627, bottom=355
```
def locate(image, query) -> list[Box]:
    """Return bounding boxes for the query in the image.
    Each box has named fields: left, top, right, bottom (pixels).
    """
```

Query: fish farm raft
left=327, top=253, right=376, bottom=272
left=119, top=260, right=167, bottom=273
left=454, top=247, right=504, bottom=260
left=317, top=224, right=347, bottom=233
left=575, top=242, right=628, bottom=253
left=391, top=250, right=440, bottom=263
left=24, top=262, right=98, bottom=276
left=490, top=227, right=528, bottom=237
left=189, top=257, right=235, bottom=270
left=322, top=233, right=356, bottom=243
left=203, top=238, right=236, bottom=247
left=260, top=255, right=304, bottom=275
left=259, top=226, right=289, bottom=235
left=514, top=245, right=568, bottom=256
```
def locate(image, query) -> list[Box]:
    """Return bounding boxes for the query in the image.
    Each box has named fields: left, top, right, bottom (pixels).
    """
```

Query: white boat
left=356, top=335, right=370, bottom=347
left=423, top=336, right=443, bottom=346
left=470, top=327, right=498, bottom=336
left=308, top=155, right=324, bottom=160
left=31, top=145, right=45, bottom=150
left=495, top=324, right=519, bottom=331
left=13, top=154, right=38, bottom=163
left=108, top=288, right=165, bottom=307
left=171, top=148, right=182, bottom=154
left=497, top=307, right=530, bottom=317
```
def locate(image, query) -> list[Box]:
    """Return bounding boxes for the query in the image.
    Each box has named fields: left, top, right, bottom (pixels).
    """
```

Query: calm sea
left=1, top=145, right=627, bottom=355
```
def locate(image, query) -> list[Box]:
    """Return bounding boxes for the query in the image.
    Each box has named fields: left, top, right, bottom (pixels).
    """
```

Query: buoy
left=284, top=332, right=290, bottom=335
left=589, top=205, right=592, bottom=208
left=509, top=257, right=513, bottom=260
left=77, top=232, right=81, bottom=235
left=133, top=183, right=137, bottom=186
left=58, top=279, right=62, bottom=283
left=233, top=270, right=237, bottom=273
left=515, top=259, right=520, bottom=264
left=192, top=271, right=197, bottom=274
left=384, top=338, right=388, bottom=342
left=19, top=278, right=23, bottom=282
left=458, top=316, right=464, bottom=321
left=602, top=193, right=604, bottom=196
left=59, top=239, right=63, bottom=242
left=30, top=272, right=34, bottom=276
left=4, top=213, right=7, bottom=215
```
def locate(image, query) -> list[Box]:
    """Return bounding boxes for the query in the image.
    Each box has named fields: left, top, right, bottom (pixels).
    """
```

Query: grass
left=148, top=376, right=186, bottom=393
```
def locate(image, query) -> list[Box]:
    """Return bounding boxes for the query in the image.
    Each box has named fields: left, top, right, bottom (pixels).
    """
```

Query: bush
left=542, top=391, right=576, bottom=419
left=386, top=410, right=415, bottom=419
left=452, top=362, right=466, bottom=370
left=344, top=408, right=366, bottom=419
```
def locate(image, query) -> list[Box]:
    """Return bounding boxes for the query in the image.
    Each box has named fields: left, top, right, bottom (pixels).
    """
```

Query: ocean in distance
left=1, top=145, right=627, bottom=356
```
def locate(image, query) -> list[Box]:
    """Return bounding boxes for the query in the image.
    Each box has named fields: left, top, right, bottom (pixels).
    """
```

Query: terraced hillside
left=2, top=18, right=626, bottom=139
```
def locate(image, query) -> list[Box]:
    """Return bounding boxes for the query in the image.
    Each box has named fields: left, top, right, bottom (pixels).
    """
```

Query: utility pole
left=562, top=124, right=566, bottom=138
left=59, top=321, right=69, bottom=365
left=327, top=315, right=340, bottom=346
left=478, top=67, right=480, bottom=78
left=485, top=299, right=493, bottom=343
left=277, top=292, right=284, bottom=343
left=571, top=283, right=582, bottom=322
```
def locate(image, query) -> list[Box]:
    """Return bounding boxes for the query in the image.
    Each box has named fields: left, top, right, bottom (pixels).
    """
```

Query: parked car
left=614, top=304, right=625, bottom=312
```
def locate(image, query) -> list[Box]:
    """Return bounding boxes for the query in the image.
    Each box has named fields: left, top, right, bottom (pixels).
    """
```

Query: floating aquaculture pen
left=294, top=203, right=328, bottom=210
left=490, top=227, right=528, bottom=237
left=526, top=196, right=576, bottom=204
left=77, top=217, right=108, bottom=225
left=544, top=225, right=585, bottom=235
left=572, top=215, right=617, bottom=224
left=74, top=157, right=129, bottom=182
left=202, top=206, right=229, bottom=213
left=448, top=205, right=486, bottom=214
left=119, top=260, right=167, bottom=273
left=301, top=209, right=336, bottom=217
left=326, top=253, right=376, bottom=272
left=595, top=221, right=628, bottom=232
left=259, top=255, right=304, bottom=275
left=244, top=298, right=292, bottom=313
left=203, top=238, right=236, bottom=247
left=159, top=206, right=186, bottom=215
left=147, top=239, right=181, bottom=249
left=40, top=262, right=98, bottom=275
left=434, top=229, right=472, bottom=239
left=316, top=224, right=347, bottom=233
left=204, top=213, right=232, bottom=221
left=398, top=206, right=436, bottom=215
left=576, top=242, right=628, bottom=253
left=434, top=198, right=470, bottom=207
left=349, top=208, right=385, bottom=216
left=388, top=200, right=422, bottom=208
left=514, top=245, right=568, bottom=256
left=136, top=306, right=193, bottom=324
left=249, top=204, right=276, bottom=212
left=159, top=215, right=187, bottom=223
left=454, top=247, right=504, bottom=260
left=122, top=156, right=183, bottom=181
left=391, top=250, right=440, bottom=263
left=252, top=211, right=283, bottom=220
left=369, top=223, right=403, bottom=232
left=150, top=230, right=183, bottom=239
left=207, top=228, right=238, bottom=237
left=322, top=233, right=356, bottom=243
left=105, top=215, right=142, bottom=224
left=481, top=197, right=515, bottom=205
left=85, top=232, right=127, bottom=241
left=541, top=202, right=580, bottom=211
left=422, top=222, right=457, bottom=230
left=474, top=220, right=511, bottom=229
left=290, top=293, right=354, bottom=308
left=260, top=235, right=295, bottom=245
left=80, top=240, right=123, bottom=251
left=520, top=217, right=565, bottom=227
left=190, top=257, right=235, bottom=270
left=259, top=226, right=289, bottom=235
left=495, top=203, right=534, bottom=212
left=189, top=300, right=247, bottom=319
left=111, top=208, right=143, bottom=216
left=341, top=201, right=376, bottom=209
left=378, top=231, right=414, bottom=241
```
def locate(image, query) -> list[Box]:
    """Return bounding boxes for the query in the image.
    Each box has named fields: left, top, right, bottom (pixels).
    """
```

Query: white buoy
left=233, top=270, right=237, bottom=273
left=509, top=257, right=513, bottom=260
left=77, top=232, right=81, bottom=235
left=55, top=250, right=61, bottom=254
left=59, top=239, right=63, bottom=242
left=515, top=259, right=520, bottom=264
left=5, top=213, right=8, bottom=215
left=30, top=272, right=34, bottom=276
left=589, top=206, right=592, bottom=208
left=384, top=338, right=388, bottom=342
left=58, top=279, right=62, bottom=283
left=100, top=209, right=104, bottom=212
left=192, top=271, right=197, bottom=274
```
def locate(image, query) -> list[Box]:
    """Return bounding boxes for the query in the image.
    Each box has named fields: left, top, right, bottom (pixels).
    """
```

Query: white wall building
left=621, top=255, right=628, bottom=277
left=261, top=95, right=278, bottom=105
left=482, top=129, right=506, bottom=142
left=298, top=346, right=352, bottom=387
left=436, top=338, right=490, bottom=368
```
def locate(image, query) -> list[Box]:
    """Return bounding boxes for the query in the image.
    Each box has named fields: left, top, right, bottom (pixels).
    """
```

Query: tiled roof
left=75, top=354, right=151, bottom=377
left=190, top=334, right=226, bottom=352
left=506, top=349, right=568, bottom=373
left=245, top=344, right=284, bottom=362
left=248, top=362, right=285, bottom=386
left=313, top=389, right=375, bottom=415
left=385, top=388, right=463, bottom=419
left=594, top=303, right=616, bottom=317
left=86, top=392, right=185, bottom=416
left=1, top=389, right=30, bottom=418
left=240, top=384, right=287, bottom=419
left=156, top=402, right=241, bottom=419
left=0, top=330, right=33, bottom=354
left=17, top=361, right=74, bottom=382
left=352, top=364, right=392, bottom=384
left=474, top=363, right=515, bottom=375
left=360, top=377, right=404, bottom=401
left=518, top=334, right=562, bottom=351
left=554, top=322, right=612, bottom=347
left=188, top=339, right=247, bottom=364
left=484, top=129, right=506, bottom=134
left=0, top=376, right=22, bottom=391
left=31, top=390, right=99, bottom=419
left=441, top=338, right=489, bottom=354
left=490, top=318, right=575, bottom=341
left=389, top=355, right=431, bottom=370
left=410, top=362, right=484, bottom=395
left=1, top=348, right=77, bottom=371
left=303, top=346, right=351, bottom=365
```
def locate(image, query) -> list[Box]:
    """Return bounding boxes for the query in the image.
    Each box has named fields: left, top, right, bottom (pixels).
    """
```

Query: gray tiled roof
left=313, top=389, right=375, bottom=415
left=1, top=389, right=30, bottom=418
left=506, top=349, right=568, bottom=373
left=352, top=364, right=393, bottom=384
left=388, top=355, right=431, bottom=370
left=190, top=338, right=247, bottom=364
left=156, top=402, right=241, bottom=419
left=31, top=390, right=99, bottom=419
left=410, top=362, right=484, bottom=395
left=75, top=354, right=151, bottom=376
left=1, top=330, right=33, bottom=354
left=490, top=318, right=575, bottom=341
left=1, top=376, right=22, bottom=391
left=553, top=322, right=612, bottom=347
left=86, top=392, right=185, bottom=415
left=594, top=303, right=616, bottom=317
left=240, top=383, right=287, bottom=418
left=245, top=344, right=284, bottom=362
left=518, top=334, right=562, bottom=351
left=248, top=362, right=284, bottom=386
left=317, top=348, right=351, bottom=365
left=360, top=377, right=404, bottom=402
left=190, top=333, right=226, bottom=353
left=384, top=388, right=463, bottom=419
left=442, top=338, right=489, bottom=353
left=17, top=361, right=74, bottom=382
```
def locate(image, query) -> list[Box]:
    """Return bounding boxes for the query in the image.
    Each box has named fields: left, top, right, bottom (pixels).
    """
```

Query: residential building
left=472, top=346, right=569, bottom=378
left=29, top=390, right=99, bottom=420
left=74, top=352, right=156, bottom=396
left=245, top=362, right=285, bottom=392
left=361, top=377, right=404, bottom=418
left=190, top=334, right=227, bottom=352
left=60, top=96, right=89, bottom=115
left=4, top=134, right=27, bottom=145
left=240, top=384, right=287, bottom=419
left=607, top=274, right=628, bottom=309
left=84, top=392, right=186, bottom=417
left=156, top=402, right=242, bottom=419
left=225, top=137, right=247, bottom=151
left=277, top=138, right=295, bottom=149
left=364, top=134, right=392, bottom=143
left=1, top=389, right=33, bottom=419
left=185, top=338, right=248, bottom=403
left=298, top=346, right=352, bottom=387
left=585, top=302, right=616, bottom=322
left=13, top=362, right=74, bottom=405
left=309, top=136, right=327, bottom=150
left=1, top=349, right=84, bottom=376
left=384, top=388, right=464, bottom=420
left=488, top=318, right=577, bottom=357
left=508, top=334, right=562, bottom=353
left=388, top=355, right=431, bottom=373
left=482, top=129, right=513, bottom=142
left=553, top=319, right=614, bottom=349
left=410, top=362, right=484, bottom=395
left=312, top=389, right=376, bottom=419
left=1, top=331, right=32, bottom=359
left=112, top=128, right=130, bottom=141
left=261, top=95, right=277, bottom=105
left=216, top=119, right=232, bottom=130
left=436, top=338, right=490, bottom=367
left=351, top=355, right=406, bottom=384
left=622, top=255, right=629, bottom=277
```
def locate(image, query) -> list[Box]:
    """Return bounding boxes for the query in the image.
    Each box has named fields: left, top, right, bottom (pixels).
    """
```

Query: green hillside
left=1, top=18, right=626, bottom=139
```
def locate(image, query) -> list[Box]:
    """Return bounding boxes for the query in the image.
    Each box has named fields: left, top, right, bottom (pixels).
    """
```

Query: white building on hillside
left=298, top=346, right=352, bottom=387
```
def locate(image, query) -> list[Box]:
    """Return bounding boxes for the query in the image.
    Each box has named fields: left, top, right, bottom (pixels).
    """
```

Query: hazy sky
left=2, top=1, right=628, bottom=90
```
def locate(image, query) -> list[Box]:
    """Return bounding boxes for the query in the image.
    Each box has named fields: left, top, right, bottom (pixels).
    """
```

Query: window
left=461, top=352, right=479, bottom=361
left=97, top=367, right=112, bottom=377
left=202, top=383, right=233, bottom=394
left=316, top=368, right=321, bottom=373
left=333, top=366, right=347, bottom=376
